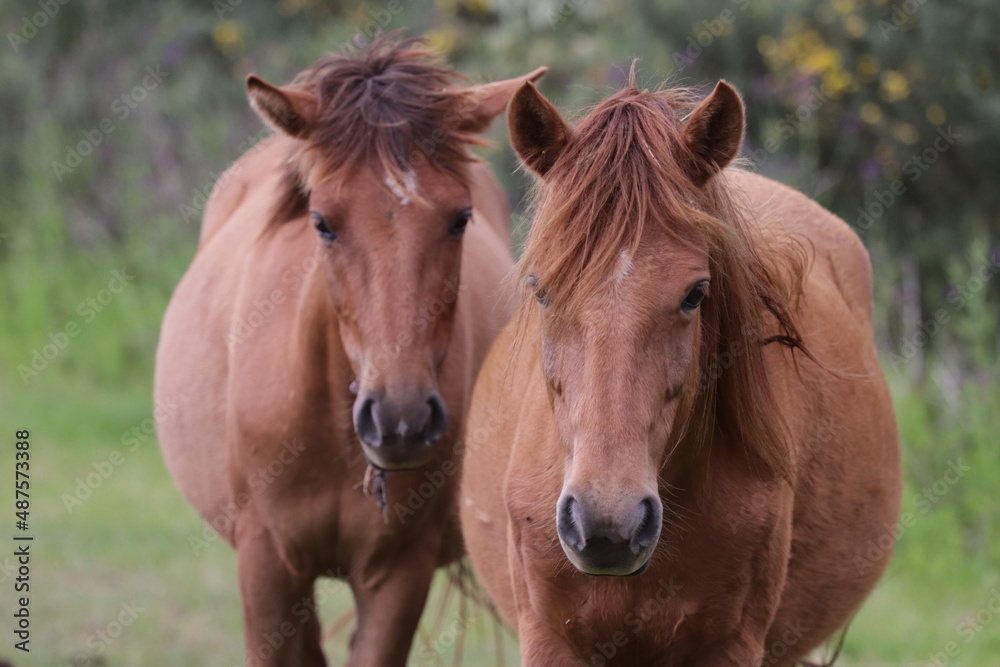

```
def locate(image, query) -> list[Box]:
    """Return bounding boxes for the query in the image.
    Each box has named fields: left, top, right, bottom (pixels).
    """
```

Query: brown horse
left=460, top=74, right=902, bottom=665
left=155, top=36, right=544, bottom=665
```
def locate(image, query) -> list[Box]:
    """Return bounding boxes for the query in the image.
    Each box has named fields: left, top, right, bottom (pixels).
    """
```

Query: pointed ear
left=682, top=80, right=745, bottom=186
left=507, top=81, right=572, bottom=178
left=246, top=75, right=319, bottom=139
left=457, top=66, right=549, bottom=133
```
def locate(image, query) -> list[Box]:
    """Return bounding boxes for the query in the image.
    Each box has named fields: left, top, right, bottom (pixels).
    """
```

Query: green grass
left=0, top=376, right=518, bottom=667
left=0, top=372, right=997, bottom=666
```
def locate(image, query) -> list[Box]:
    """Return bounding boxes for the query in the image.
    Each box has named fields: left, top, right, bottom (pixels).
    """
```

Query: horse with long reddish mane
left=461, top=72, right=902, bottom=665
left=155, top=36, right=543, bottom=665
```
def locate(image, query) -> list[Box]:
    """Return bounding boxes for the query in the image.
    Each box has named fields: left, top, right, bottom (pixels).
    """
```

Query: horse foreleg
left=346, top=538, right=439, bottom=667
left=235, top=508, right=326, bottom=666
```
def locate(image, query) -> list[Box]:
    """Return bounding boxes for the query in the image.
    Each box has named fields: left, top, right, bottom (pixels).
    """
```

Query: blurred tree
left=1, top=0, right=997, bottom=381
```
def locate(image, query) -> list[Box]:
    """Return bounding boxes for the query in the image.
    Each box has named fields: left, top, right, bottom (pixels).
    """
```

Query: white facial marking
left=384, top=170, right=419, bottom=206
left=396, top=420, right=409, bottom=437
left=616, top=249, right=634, bottom=284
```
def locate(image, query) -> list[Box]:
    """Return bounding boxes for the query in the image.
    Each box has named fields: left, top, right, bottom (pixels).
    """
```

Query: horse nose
left=353, top=390, right=448, bottom=470
left=556, top=493, right=662, bottom=576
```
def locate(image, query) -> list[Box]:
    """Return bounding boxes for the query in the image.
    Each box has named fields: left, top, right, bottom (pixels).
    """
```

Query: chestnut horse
left=461, top=75, right=902, bottom=665
left=155, top=37, right=544, bottom=665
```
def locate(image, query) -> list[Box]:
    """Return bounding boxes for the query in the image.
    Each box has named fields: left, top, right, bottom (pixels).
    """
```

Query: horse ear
left=458, top=66, right=549, bottom=134
left=246, top=75, right=319, bottom=139
left=507, top=81, right=572, bottom=178
left=682, top=80, right=745, bottom=186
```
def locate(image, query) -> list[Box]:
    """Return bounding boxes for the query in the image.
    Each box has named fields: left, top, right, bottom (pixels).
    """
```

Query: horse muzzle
left=556, top=491, right=662, bottom=576
left=353, top=389, right=448, bottom=471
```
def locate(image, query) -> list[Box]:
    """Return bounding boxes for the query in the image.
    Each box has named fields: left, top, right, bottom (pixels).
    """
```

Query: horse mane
left=267, top=33, right=485, bottom=227
left=516, top=76, right=808, bottom=479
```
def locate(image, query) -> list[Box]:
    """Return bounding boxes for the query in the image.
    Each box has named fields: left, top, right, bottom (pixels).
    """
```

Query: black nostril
left=557, top=495, right=585, bottom=552
left=423, top=394, right=448, bottom=443
left=631, top=497, right=662, bottom=553
left=354, top=396, right=380, bottom=447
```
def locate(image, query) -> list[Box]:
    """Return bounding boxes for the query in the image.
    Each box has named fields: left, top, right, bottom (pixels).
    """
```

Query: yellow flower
left=824, top=69, right=853, bottom=95
left=860, top=102, right=883, bottom=125
left=425, top=25, right=460, bottom=54
left=880, top=70, right=910, bottom=102
left=832, top=0, right=856, bottom=14
left=892, top=122, right=919, bottom=145
left=801, top=46, right=841, bottom=75
left=213, top=20, right=244, bottom=55
left=844, top=14, right=867, bottom=38
left=926, top=103, right=947, bottom=125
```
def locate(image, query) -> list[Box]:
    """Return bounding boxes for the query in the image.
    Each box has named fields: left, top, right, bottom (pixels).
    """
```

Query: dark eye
left=681, top=281, right=709, bottom=311
left=527, top=275, right=550, bottom=306
left=311, top=212, right=336, bottom=242
left=449, top=208, right=472, bottom=237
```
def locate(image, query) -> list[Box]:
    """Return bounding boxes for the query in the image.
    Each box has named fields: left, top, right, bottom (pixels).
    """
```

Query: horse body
left=156, top=37, right=542, bottom=665
left=461, top=78, right=900, bottom=666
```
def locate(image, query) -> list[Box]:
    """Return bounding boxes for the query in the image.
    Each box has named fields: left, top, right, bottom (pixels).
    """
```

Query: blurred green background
left=1, top=0, right=998, bottom=665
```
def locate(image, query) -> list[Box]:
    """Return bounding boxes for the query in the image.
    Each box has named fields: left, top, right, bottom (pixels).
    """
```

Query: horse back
left=732, top=169, right=902, bottom=652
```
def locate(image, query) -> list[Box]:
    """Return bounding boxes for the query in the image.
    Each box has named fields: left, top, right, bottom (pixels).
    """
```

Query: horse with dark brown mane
left=155, top=35, right=544, bottom=665
left=461, top=71, right=902, bottom=665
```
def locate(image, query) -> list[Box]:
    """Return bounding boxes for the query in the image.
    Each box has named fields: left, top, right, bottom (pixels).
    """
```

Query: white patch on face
left=616, top=249, right=634, bottom=284
left=396, top=419, right=409, bottom=437
left=384, top=170, right=419, bottom=206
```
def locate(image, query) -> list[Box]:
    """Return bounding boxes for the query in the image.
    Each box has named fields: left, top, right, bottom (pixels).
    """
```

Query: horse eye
left=311, top=212, right=337, bottom=242
left=527, top=275, right=550, bottom=306
left=449, top=208, right=472, bottom=237
left=681, top=281, right=708, bottom=311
